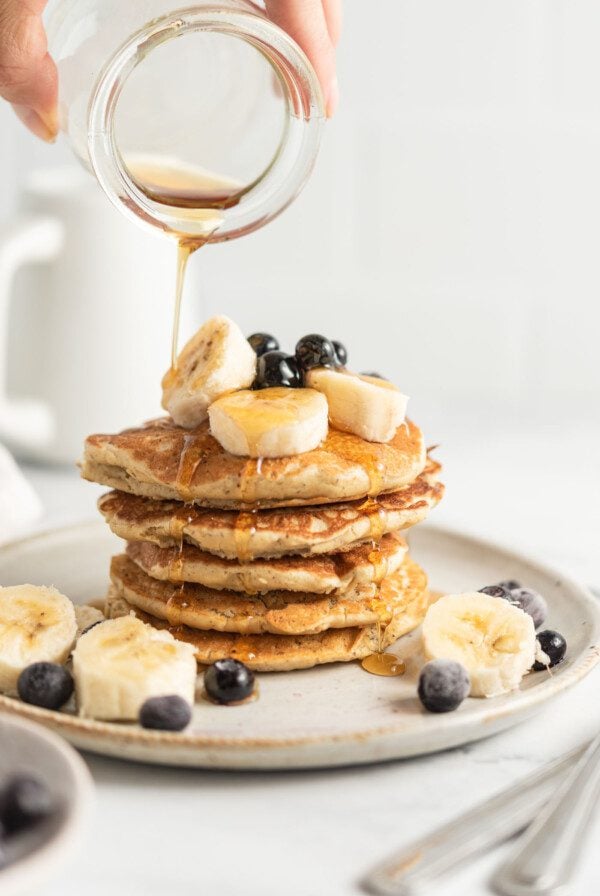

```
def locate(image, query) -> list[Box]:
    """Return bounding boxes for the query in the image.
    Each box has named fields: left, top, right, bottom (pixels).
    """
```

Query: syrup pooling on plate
left=361, top=579, right=405, bottom=677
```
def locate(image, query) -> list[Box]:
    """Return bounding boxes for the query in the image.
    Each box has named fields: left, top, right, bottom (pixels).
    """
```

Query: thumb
left=0, top=0, right=58, bottom=141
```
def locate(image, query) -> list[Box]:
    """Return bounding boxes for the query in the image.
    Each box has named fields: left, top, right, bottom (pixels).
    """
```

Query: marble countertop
left=13, top=418, right=600, bottom=896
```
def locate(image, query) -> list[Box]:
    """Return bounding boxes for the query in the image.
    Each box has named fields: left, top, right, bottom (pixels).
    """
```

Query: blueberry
left=0, top=776, right=54, bottom=836
left=479, top=584, right=513, bottom=600
left=533, top=630, right=567, bottom=671
left=498, top=579, right=521, bottom=592
left=139, top=695, right=192, bottom=731
left=17, top=662, right=74, bottom=710
left=508, top=587, right=548, bottom=629
left=418, top=659, right=470, bottom=713
left=360, top=371, right=387, bottom=380
left=254, top=351, right=302, bottom=389
left=204, top=659, right=255, bottom=705
left=248, top=332, right=279, bottom=357
left=295, top=334, right=336, bottom=372
left=332, top=340, right=348, bottom=368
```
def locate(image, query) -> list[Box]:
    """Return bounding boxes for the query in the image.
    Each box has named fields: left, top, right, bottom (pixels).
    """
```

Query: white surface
left=7, top=417, right=600, bottom=895
left=0, top=715, right=93, bottom=896
left=1, top=522, right=598, bottom=770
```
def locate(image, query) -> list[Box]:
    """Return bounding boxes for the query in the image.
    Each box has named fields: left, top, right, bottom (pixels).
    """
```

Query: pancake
left=98, top=459, right=443, bottom=560
left=81, top=416, right=426, bottom=509
left=125, top=533, right=407, bottom=594
left=106, top=559, right=430, bottom=670
left=109, top=552, right=424, bottom=635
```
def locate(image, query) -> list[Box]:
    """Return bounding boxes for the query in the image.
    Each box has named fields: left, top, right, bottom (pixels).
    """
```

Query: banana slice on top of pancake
left=162, top=315, right=257, bottom=428
left=209, top=387, right=328, bottom=457
left=307, top=369, right=409, bottom=443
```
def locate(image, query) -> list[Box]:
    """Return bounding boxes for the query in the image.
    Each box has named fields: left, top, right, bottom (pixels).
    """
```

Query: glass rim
left=86, top=5, right=325, bottom=243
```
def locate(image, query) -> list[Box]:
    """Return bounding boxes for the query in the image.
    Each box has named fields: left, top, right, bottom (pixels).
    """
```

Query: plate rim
left=0, top=520, right=598, bottom=752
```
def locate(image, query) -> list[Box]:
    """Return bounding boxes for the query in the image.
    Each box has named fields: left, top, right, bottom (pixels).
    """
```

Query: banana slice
left=0, top=585, right=77, bottom=695
left=162, top=316, right=257, bottom=429
left=208, top=386, right=328, bottom=458
left=72, top=615, right=197, bottom=720
left=422, top=592, right=536, bottom=697
left=306, top=369, right=408, bottom=443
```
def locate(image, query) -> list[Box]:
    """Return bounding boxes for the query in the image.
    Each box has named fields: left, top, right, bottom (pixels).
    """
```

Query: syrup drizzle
left=233, top=457, right=263, bottom=566
left=361, top=579, right=405, bottom=677
left=175, top=433, right=205, bottom=502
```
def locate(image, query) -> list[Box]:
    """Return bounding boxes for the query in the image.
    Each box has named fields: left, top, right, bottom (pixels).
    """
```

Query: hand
left=265, top=0, right=342, bottom=116
left=0, top=0, right=341, bottom=143
left=0, top=0, right=57, bottom=141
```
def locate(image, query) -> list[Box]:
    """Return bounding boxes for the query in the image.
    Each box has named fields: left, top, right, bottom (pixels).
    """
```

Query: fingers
left=0, top=0, right=58, bottom=140
left=265, top=0, right=339, bottom=116
left=322, top=0, right=342, bottom=46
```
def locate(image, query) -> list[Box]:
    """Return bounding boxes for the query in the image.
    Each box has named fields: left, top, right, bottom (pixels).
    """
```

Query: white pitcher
left=0, top=166, right=202, bottom=464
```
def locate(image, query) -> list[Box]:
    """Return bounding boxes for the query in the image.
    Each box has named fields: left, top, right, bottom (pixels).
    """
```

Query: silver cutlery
left=362, top=746, right=584, bottom=896
left=492, top=732, right=600, bottom=896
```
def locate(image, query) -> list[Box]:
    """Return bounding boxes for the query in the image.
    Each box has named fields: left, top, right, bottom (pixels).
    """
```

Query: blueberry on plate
left=254, top=351, right=302, bottom=389
left=331, top=340, right=348, bottom=368
left=248, top=332, right=279, bottom=357
left=498, top=579, right=521, bottom=591
left=204, top=658, right=255, bottom=705
left=295, top=334, right=336, bottom=372
left=508, top=587, right=548, bottom=629
left=479, top=584, right=513, bottom=600
left=17, top=662, right=74, bottom=710
left=139, top=695, right=192, bottom=731
left=418, top=659, right=470, bottom=713
left=0, top=775, right=54, bottom=836
left=533, top=630, right=567, bottom=671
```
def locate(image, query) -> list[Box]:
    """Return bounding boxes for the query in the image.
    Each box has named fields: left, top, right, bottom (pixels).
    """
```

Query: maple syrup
left=234, top=456, right=261, bottom=567
left=361, top=580, right=405, bottom=677
left=175, top=433, right=206, bottom=502
left=125, top=157, right=244, bottom=367
left=361, top=653, right=406, bottom=677
left=165, top=585, right=190, bottom=625
left=167, top=504, right=194, bottom=579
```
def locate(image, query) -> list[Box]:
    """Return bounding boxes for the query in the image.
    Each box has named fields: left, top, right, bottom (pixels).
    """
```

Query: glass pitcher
left=44, top=0, right=325, bottom=242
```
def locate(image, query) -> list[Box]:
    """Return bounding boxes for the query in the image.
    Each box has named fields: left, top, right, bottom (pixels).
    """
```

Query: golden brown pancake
left=110, top=552, right=422, bottom=635
left=98, top=459, right=443, bottom=560
left=125, top=533, right=407, bottom=594
left=81, top=417, right=426, bottom=509
left=106, top=556, right=430, bottom=670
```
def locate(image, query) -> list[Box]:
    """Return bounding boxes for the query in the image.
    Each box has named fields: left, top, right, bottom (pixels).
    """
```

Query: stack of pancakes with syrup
left=81, top=417, right=443, bottom=671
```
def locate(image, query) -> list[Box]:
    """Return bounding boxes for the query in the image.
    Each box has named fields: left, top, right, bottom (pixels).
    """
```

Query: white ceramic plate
left=0, top=522, right=597, bottom=770
left=0, top=714, right=93, bottom=896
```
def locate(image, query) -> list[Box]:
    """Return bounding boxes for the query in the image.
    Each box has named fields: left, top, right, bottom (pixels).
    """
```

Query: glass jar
left=44, top=1, right=324, bottom=243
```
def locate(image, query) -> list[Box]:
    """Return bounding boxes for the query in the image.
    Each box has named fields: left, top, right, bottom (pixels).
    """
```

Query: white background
left=1, top=0, right=599, bottom=438
left=1, top=6, right=600, bottom=894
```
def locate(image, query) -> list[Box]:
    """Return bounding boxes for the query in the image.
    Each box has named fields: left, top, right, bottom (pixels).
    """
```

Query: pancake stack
left=81, top=416, right=443, bottom=671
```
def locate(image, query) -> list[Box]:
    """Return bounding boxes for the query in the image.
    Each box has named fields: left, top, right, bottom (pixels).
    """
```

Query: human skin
left=0, top=0, right=341, bottom=142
